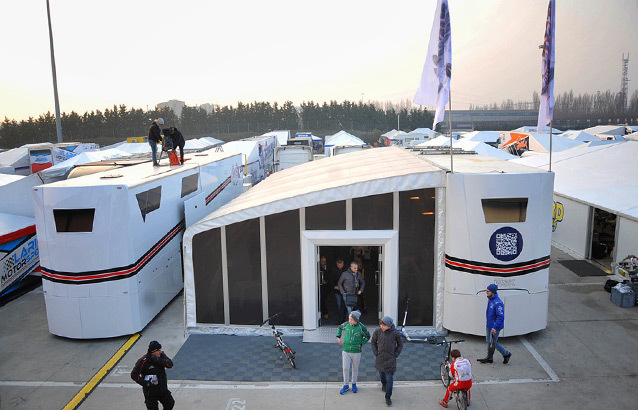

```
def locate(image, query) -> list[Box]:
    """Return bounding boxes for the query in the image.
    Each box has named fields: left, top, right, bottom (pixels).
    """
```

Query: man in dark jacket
left=131, top=340, right=175, bottom=410
left=477, top=283, right=511, bottom=364
left=371, top=316, right=403, bottom=407
left=338, top=261, right=365, bottom=318
left=148, top=118, right=164, bottom=166
left=328, top=258, right=348, bottom=322
left=167, top=126, right=185, bottom=165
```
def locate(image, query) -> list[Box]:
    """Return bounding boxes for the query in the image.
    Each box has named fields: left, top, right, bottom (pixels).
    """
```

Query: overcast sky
left=1, top=0, right=636, bottom=121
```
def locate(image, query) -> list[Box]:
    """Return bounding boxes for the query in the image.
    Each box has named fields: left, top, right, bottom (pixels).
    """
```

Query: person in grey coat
left=371, top=316, right=403, bottom=407
left=338, top=262, right=365, bottom=317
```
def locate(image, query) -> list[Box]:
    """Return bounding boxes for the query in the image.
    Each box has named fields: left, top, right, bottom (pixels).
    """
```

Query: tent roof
left=460, top=131, right=501, bottom=143
left=39, top=148, right=132, bottom=180
left=560, top=130, right=598, bottom=141
left=415, top=139, right=517, bottom=160
left=325, top=131, right=365, bottom=146
left=511, top=141, right=638, bottom=219
left=582, top=125, right=626, bottom=136
left=420, top=152, right=541, bottom=174
left=381, top=129, right=407, bottom=139
left=187, top=147, right=444, bottom=230
left=512, top=126, right=563, bottom=133
left=408, top=127, right=435, bottom=135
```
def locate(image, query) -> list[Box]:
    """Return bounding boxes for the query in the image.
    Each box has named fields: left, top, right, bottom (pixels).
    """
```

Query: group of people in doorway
left=130, top=283, right=511, bottom=409
left=148, top=118, right=185, bottom=167
left=320, top=254, right=371, bottom=324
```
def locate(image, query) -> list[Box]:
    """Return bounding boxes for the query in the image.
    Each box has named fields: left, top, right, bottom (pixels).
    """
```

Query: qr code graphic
left=495, top=233, right=518, bottom=256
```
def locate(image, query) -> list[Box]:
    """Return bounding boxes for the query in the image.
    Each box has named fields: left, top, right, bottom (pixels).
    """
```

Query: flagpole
left=548, top=121, right=552, bottom=172
left=448, top=88, right=453, bottom=173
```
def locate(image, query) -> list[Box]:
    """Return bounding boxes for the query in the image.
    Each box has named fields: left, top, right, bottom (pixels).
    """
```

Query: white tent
left=416, top=138, right=517, bottom=160
left=460, top=130, right=501, bottom=144
left=512, top=142, right=638, bottom=262
left=560, top=130, right=598, bottom=142
left=39, top=148, right=131, bottom=183
left=261, top=130, right=290, bottom=147
left=381, top=129, right=407, bottom=139
left=512, top=126, right=563, bottom=133
left=324, top=131, right=365, bottom=156
left=501, top=132, right=584, bottom=155
left=582, top=125, right=626, bottom=136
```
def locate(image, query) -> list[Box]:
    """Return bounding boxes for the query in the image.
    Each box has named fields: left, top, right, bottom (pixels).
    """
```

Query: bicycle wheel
left=440, top=362, right=451, bottom=387
left=285, top=350, right=296, bottom=369
left=455, top=390, right=468, bottom=410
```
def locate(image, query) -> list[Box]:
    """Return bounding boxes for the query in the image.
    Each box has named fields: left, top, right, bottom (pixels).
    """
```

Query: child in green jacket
left=336, top=310, right=370, bottom=394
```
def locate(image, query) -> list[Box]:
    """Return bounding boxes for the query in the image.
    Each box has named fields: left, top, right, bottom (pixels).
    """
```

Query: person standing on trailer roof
left=148, top=118, right=164, bottom=166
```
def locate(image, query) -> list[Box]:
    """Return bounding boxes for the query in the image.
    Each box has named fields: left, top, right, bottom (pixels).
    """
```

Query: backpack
left=604, top=279, right=619, bottom=293
left=454, top=358, right=472, bottom=382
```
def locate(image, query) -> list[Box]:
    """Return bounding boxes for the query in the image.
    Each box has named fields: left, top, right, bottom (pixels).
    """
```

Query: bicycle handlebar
left=260, top=312, right=281, bottom=327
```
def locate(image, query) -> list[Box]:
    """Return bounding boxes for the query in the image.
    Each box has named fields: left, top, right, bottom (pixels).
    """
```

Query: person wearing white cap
left=148, top=118, right=164, bottom=166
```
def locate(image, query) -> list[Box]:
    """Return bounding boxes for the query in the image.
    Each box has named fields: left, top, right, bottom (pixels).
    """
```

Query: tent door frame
left=300, top=230, right=398, bottom=330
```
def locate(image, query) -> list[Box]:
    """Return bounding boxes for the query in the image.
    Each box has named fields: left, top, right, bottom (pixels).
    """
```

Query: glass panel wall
left=305, top=201, right=346, bottom=230
left=353, top=193, right=393, bottom=230
left=398, top=189, right=436, bottom=326
left=192, top=228, right=224, bottom=324
left=226, top=218, right=263, bottom=324
left=265, top=210, right=302, bottom=326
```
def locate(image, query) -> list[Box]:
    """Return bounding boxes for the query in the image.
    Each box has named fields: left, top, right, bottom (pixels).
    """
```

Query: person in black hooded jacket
left=131, top=340, right=175, bottom=410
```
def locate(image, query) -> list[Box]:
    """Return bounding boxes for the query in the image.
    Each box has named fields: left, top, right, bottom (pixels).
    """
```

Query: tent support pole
left=549, top=120, right=553, bottom=172
left=448, top=88, right=453, bottom=173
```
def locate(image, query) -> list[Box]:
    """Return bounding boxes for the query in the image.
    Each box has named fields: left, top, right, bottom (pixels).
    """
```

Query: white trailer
left=274, top=145, right=314, bottom=172
left=33, top=152, right=244, bottom=338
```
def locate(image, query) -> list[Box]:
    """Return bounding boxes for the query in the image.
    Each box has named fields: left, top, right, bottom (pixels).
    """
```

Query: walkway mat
left=559, top=259, right=607, bottom=277
left=170, top=334, right=443, bottom=382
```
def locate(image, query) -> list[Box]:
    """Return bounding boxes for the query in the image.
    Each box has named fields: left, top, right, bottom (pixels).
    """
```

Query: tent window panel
left=398, top=189, right=435, bottom=326
left=353, top=193, right=393, bottom=230
left=305, top=201, right=346, bottom=230
left=226, top=218, right=263, bottom=325
left=181, top=173, right=199, bottom=198
left=265, top=210, right=302, bottom=326
left=53, top=209, right=95, bottom=233
left=136, top=186, right=162, bottom=221
left=482, top=198, right=528, bottom=223
left=193, top=228, right=224, bottom=324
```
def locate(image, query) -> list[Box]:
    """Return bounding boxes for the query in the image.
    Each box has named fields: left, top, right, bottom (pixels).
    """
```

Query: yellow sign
left=552, top=201, right=564, bottom=232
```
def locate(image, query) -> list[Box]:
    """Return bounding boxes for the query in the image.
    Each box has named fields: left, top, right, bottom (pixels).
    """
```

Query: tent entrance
left=590, top=208, right=616, bottom=265
left=317, top=246, right=382, bottom=327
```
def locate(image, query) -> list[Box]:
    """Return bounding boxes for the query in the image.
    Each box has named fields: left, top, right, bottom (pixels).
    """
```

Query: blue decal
left=489, top=226, right=523, bottom=262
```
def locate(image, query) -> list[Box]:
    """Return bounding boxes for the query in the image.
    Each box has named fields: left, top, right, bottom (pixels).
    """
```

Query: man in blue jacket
left=477, top=284, right=512, bottom=364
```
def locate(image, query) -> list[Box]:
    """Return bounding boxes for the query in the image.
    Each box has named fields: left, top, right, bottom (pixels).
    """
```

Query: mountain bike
left=260, top=312, right=296, bottom=369
left=437, top=338, right=469, bottom=410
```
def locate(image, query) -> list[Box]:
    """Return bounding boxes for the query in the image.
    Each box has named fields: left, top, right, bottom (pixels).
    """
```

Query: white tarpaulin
left=512, top=141, right=638, bottom=219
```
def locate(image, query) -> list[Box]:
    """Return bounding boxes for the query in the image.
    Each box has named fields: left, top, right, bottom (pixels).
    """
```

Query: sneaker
left=340, top=385, right=349, bottom=395
left=381, top=383, right=387, bottom=392
left=477, top=357, right=493, bottom=364
left=439, top=399, right=448, bottom=408
left=503, top=353, right=512, bottom=364
left=385, top=397, right=392, bottom=406
left=352, top=383, right=358, bottom=393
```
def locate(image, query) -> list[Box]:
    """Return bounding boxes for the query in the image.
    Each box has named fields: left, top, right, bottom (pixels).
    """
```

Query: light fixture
left=422, top=212, right=434, bottom=215
left=410, top=196, right=420, bottom=200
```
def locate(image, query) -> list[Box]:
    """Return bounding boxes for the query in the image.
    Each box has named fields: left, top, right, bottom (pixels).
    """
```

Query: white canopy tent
left=324, top=131, right=365, bottom=156
left=512, top=142, right=638, bottom=261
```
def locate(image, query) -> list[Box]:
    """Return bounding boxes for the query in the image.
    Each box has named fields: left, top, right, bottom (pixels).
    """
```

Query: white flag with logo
left=413, top=0, right=452, bottom=129
left=537, top=0, right=555, bottom=131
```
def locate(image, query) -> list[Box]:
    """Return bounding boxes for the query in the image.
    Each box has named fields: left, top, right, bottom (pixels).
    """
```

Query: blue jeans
left=149, top=140, right=158, bottom=164
left=379, top=371, right=394, bottom=398
left=335, top=293, right=345, bottom=320
left=485, top=327, right=510, bottom=358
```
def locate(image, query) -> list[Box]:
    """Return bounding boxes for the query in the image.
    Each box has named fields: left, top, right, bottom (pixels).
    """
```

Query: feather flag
left=537, top=0, right=555, bottom=131
left=413, top=0, right=452, bottom=129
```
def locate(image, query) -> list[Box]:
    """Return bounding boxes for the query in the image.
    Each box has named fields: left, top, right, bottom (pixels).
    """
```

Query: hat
left=350, top=310, right=361, bottom=323
left=157, top=118, right=164, bottom=125
left=487, top=284, right=498, bottom=293
left=380, top=316, right=394, bottom=327
left=148, top=340, right=162, bottom=353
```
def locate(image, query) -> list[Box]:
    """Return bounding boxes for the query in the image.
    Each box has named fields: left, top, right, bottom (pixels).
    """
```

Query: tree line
left=470, top=89, right=638, bottom=123
left=0, top=100, right=433, bottom=149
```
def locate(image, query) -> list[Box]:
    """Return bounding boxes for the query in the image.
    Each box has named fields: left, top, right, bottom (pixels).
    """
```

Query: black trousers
left=145, top=392, right=175, bottom=410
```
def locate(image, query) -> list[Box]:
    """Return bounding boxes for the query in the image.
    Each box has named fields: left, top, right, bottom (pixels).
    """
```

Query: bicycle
left=260, top=312, right=297, bottom=369
left=436, top=338, right=469, bottom=410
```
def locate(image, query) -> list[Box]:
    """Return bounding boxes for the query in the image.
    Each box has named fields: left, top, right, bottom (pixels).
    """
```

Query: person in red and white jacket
left=439, top=349, right=472, bottom=408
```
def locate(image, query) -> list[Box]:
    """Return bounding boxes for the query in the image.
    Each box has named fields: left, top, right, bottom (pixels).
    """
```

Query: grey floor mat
left=169, top=334, right=443, bottom=382
left=559, top=259, right=607, bottom=277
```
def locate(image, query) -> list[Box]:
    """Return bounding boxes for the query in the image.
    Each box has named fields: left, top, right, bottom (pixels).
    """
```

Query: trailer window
left=482, top=198, right=528, bottom=223
left=54, top=209, right=95, bottom=232
left=181, top=173, right=199, bottom=198
left=136, top=186, right=162, bottom=221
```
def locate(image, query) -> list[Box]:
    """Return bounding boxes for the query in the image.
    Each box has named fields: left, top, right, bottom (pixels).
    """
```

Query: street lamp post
left=46, top=0, right=63, bottom=143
